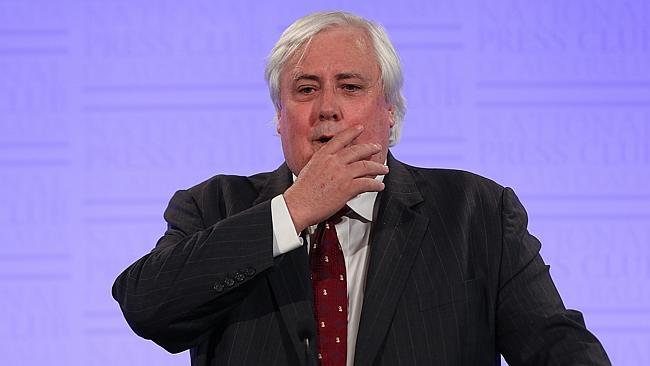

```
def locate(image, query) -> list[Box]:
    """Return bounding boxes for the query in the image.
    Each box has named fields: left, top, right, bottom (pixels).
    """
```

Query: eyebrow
left=336, top=72, right=368, bottom=82
left=292, top=72, right=369, bottom=83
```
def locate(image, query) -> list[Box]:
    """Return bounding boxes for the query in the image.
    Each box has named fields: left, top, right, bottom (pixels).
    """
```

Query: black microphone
left=297, top=318, right=316, bottom=366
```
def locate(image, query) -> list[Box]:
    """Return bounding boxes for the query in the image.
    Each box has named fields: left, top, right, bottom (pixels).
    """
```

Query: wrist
left=282, top=190, right=308, bottom=234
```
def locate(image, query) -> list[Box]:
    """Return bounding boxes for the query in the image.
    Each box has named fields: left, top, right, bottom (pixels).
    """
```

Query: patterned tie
left=310, top=206, right=349, bottom=366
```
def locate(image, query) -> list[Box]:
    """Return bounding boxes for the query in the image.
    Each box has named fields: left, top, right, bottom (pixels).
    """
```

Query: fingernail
left=374, top=143, right=381, bottom=149
left=356, top=125, right=364, bottom=131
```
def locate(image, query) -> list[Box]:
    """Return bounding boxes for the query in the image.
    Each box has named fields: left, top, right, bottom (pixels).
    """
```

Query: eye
left=342, top=84, right=361, bottom=92
left=298, top=86, right=317, bottom=95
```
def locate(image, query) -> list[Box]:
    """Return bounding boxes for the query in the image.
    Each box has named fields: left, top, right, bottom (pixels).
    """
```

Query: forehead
left=283, top=26, right=380, bottom=80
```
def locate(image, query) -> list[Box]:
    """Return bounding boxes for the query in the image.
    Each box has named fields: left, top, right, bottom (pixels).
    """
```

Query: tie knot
left=327, top=205, right=350, bottom=225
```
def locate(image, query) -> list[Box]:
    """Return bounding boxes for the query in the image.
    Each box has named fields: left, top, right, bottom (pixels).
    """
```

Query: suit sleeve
left=496, top=187, right=611, bottom=366
left=112, top=189, right=275, bottom=353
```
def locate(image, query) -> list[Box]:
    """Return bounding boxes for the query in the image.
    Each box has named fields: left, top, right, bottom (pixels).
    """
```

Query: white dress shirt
left=270, top=174, right=385, bottom=366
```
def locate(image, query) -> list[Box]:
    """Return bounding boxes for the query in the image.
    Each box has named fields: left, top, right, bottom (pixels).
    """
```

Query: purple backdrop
left=1, top=1, right=648, bottom=364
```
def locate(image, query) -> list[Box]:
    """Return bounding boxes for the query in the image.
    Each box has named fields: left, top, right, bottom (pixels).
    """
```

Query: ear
left=275, top=110, right=282, bottom=134
left=387, top=106, right=396, bottom=128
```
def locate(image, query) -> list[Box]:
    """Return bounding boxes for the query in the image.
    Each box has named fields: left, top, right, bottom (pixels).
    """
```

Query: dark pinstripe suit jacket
left=113, top=152, right=610, bottom=365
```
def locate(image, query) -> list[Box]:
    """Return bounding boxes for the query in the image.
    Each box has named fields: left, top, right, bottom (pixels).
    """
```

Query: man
left=113, top=11, right=610, bottom=366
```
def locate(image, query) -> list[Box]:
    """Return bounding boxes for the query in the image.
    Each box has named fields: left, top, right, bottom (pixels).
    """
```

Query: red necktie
left=310, top=207, right=349, bottom=366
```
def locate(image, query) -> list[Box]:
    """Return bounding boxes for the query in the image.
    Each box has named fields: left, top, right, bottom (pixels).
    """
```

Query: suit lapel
left=354, top=153, right=429, bottom=366
left=252, top=164, right=317, bottom=365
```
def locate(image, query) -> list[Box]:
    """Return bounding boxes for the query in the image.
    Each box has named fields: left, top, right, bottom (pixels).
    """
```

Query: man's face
left=276, top=26, right=395, bottom=175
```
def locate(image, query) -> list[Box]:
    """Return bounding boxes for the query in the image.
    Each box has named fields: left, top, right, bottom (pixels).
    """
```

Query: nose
left=318, top=87, right=342, bottom=121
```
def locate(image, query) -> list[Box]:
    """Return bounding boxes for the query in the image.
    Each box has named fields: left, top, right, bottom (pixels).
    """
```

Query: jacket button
left=234, top=272, right=245, bottom=282
left=213, top=281, right=225, bottom=293
left=224, top=278, right=235, bottom=287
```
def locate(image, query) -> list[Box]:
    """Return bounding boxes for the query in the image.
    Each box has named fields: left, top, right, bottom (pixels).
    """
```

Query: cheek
left=278, top=114, right=312, bottom=152
left=353, top=107, right=392, bottom=139
left=361, top=124, right=389, bottom=145
left=280, top=118, right=308, bottom=141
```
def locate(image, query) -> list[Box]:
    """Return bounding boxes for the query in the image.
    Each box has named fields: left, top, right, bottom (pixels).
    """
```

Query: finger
left=338, top=142, right=382, bottom=164
left=347, top=160, right=389, bottom=178
left=322, top=125, right=364, bottom=153
left=349, top=177, right=386, bottom=194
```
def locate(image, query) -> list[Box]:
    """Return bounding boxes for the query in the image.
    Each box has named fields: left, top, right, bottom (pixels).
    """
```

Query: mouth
left=315, top=135, right=333, bottom=144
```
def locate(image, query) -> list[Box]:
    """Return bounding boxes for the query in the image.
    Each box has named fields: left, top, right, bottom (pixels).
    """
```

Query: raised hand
left=283, top=125, right=389, bottom=233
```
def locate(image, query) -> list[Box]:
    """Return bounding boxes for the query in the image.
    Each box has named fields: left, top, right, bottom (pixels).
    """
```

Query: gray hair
left=264, top=11, right=406, bottom=146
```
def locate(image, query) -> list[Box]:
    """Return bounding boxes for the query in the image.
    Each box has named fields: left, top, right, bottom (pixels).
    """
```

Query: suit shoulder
left=165, top=169, right=278, bottom=226
left=408, top=164, right=503, bottom=190
left=405, top=164, right=505, bottom=208
left=171, top=170, right=274, bottom=215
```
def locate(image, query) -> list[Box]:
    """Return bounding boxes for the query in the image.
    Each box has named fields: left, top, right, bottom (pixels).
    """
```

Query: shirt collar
left=346, top=174, right=384, bottom=221
left=291, top=160, right=386, bottom=223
